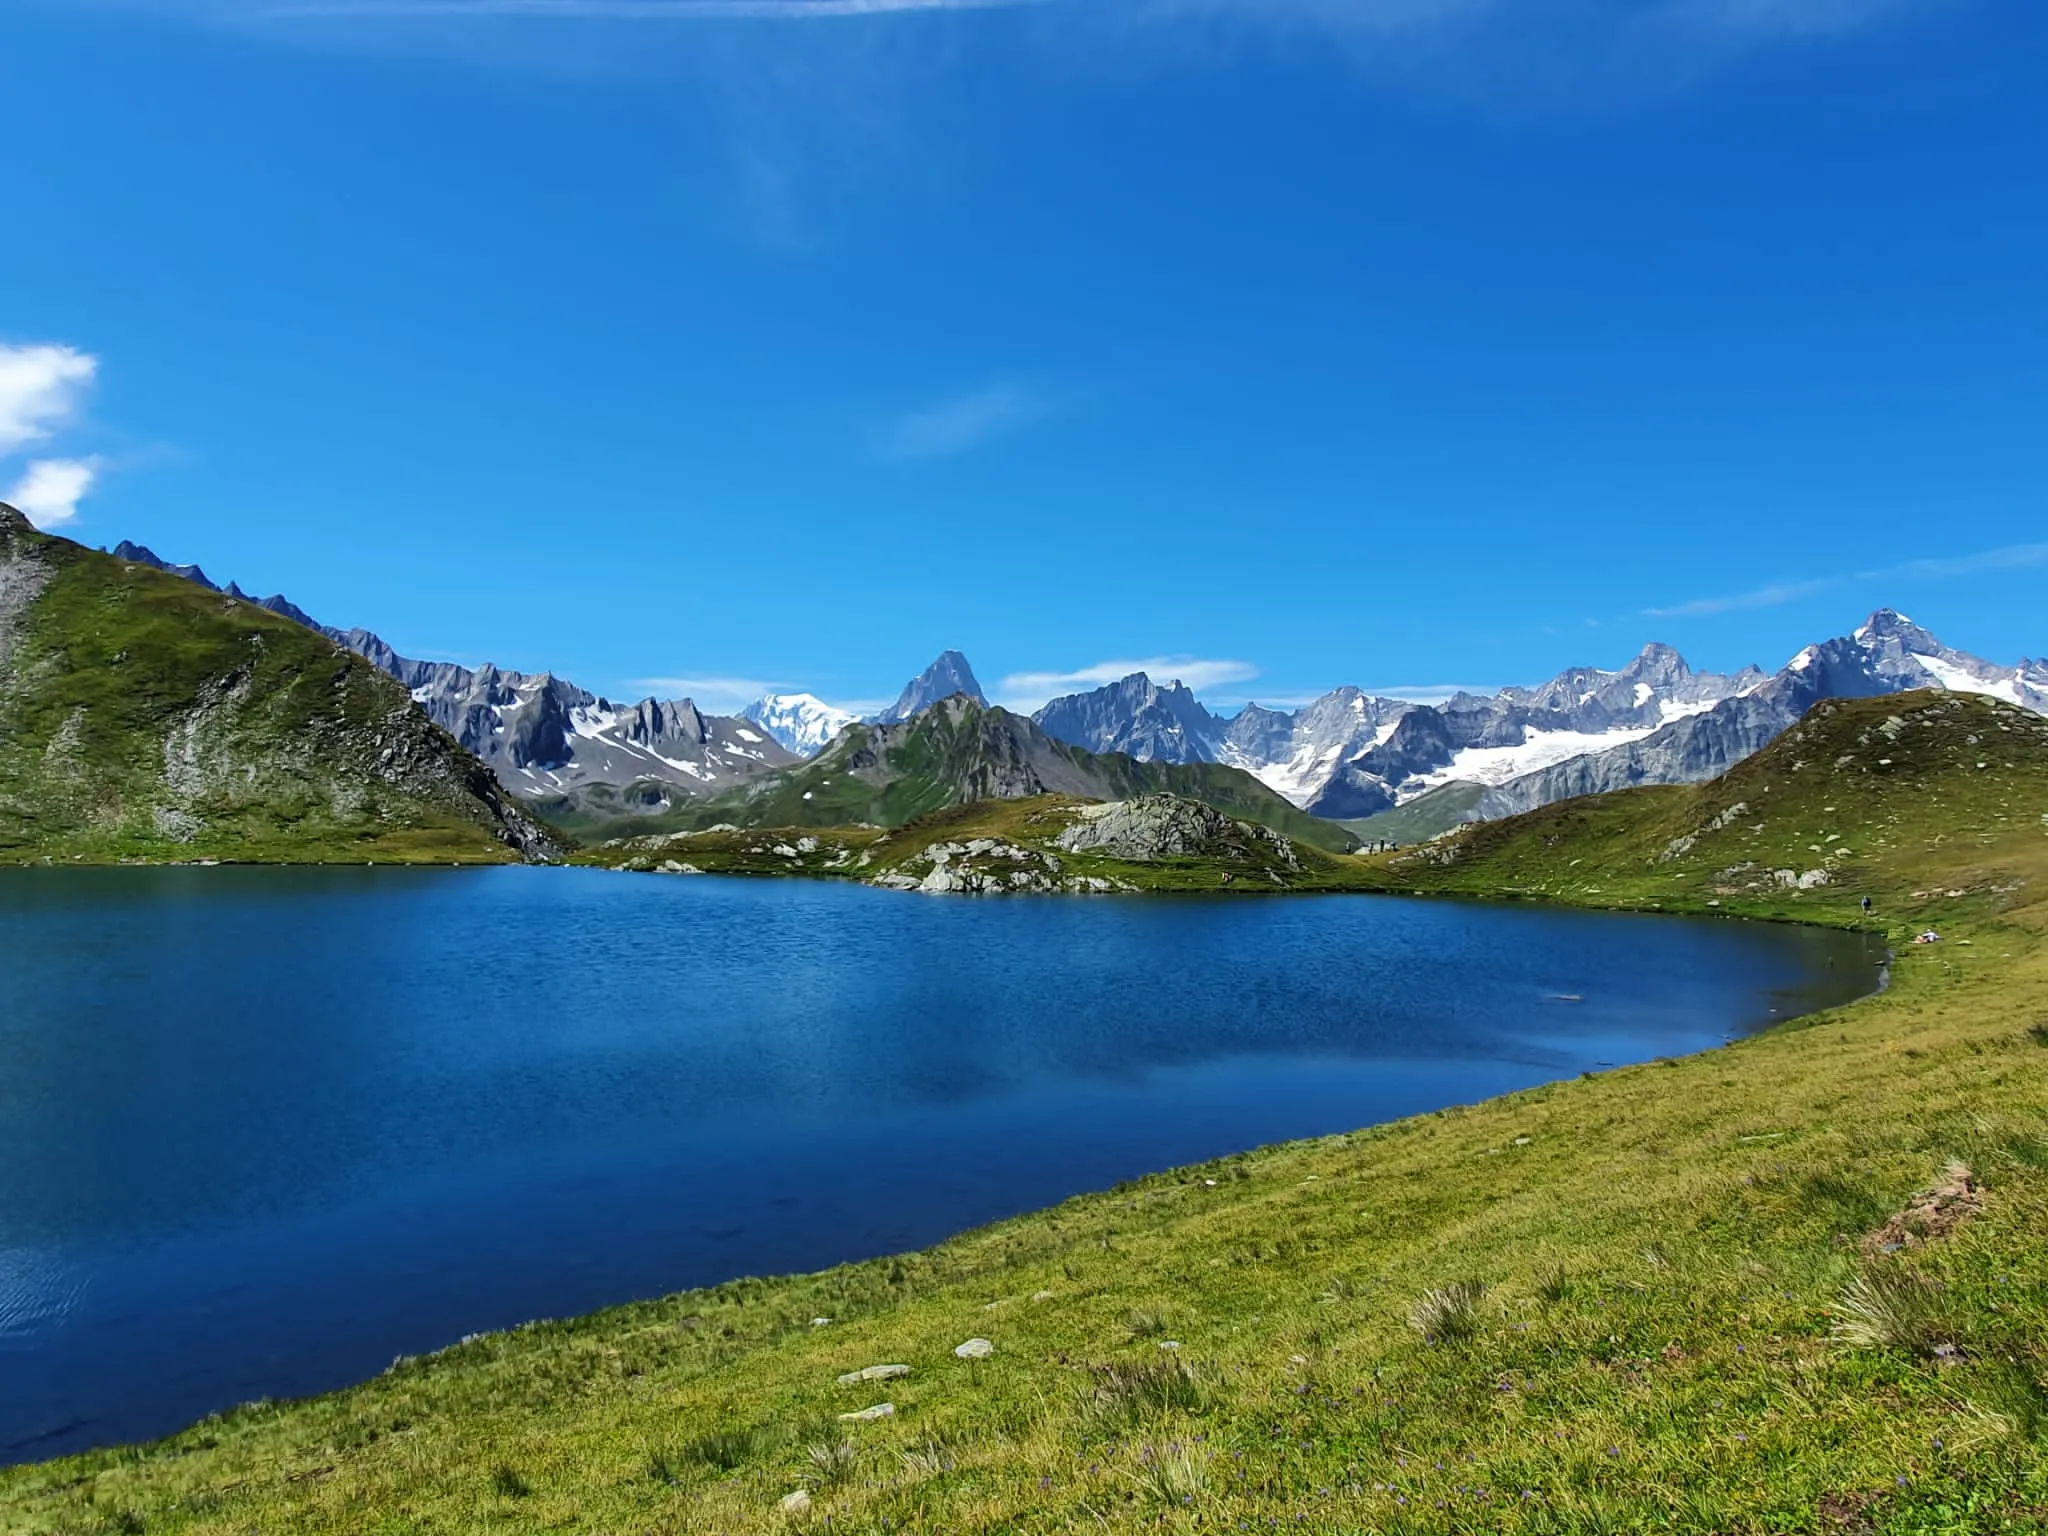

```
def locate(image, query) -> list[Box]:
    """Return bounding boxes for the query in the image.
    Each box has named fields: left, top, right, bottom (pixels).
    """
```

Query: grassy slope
left=584, top=795, right=1373, bottom=893
left=573, top=703, right=1360, bottom=855
left=1340, top=781, right=1488, bottom=847
left=0, top=517, right=549, bottom=865
left=7, top=692, right=2048, bottom=1534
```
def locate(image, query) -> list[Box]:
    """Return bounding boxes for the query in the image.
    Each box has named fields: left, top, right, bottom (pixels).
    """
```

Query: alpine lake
left=0, top=866, right=1885, bottom=1462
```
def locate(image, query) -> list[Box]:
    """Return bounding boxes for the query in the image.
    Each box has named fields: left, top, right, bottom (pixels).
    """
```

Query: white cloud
left=0, top=344, right=98, bottom=454
left=6, top=458, right=103, bottom=530
left=876, top=383, right=1050, bottom=462
left=997, top=655, right=1258, bottom=710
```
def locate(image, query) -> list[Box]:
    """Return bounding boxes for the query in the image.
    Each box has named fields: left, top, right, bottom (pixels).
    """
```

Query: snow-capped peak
left=745, top=693, right=859, bottom=755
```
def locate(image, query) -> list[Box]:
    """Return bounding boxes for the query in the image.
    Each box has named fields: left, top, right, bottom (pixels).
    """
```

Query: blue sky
left=3, top=0, right=2043, bottom=715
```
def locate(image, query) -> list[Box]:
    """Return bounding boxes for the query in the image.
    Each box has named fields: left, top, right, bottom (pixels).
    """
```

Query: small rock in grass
left=1158, top=1340, right=1181, bottom=1350
left=955, top=1338, right=995, bottom=1359
left=1031, top=1290, right=1055, bottom=1302
left=836, top=1364, right=910, bottom=1385
left=839, top=1402, right=895, bottom=1422
left=780, top=1488, right=813, bottom=1515
left=811, top=1317, right=831, bottom=1327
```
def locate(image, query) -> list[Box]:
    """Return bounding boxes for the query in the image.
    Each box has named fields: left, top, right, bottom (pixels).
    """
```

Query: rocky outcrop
left=1054, top=795, right=1300, bottom=868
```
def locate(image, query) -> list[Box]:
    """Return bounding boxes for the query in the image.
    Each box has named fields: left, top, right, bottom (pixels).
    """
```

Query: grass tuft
left=803, top=1440, right=858, bottom=1491
left=1085, top=1358, right=1208, bottom=1428
left=1408, top=1279, right=1487, bottom=1345
left=1829, top=1269, right=1957, bottom=1359
left=1121, top=1441, right=1208, bottom=1508
left=489, top=1465, right=531, bottom=1499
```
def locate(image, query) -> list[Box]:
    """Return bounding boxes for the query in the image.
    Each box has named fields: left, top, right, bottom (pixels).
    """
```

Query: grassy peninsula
left=5, top=690, right=2045, bottom=1534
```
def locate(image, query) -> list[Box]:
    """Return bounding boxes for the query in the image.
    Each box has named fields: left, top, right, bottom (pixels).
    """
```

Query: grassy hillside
left=569, top=697, right=1360, bottom=855
left=1366, top=690, right=2048, bottom=925
left=1340, top=780, right=1487, bottom=847
left=0, top=507, right=559, bottom=864
left=6, top=691, right=2047, bottom=1534
left=587, top=794, right=1375, bottom=893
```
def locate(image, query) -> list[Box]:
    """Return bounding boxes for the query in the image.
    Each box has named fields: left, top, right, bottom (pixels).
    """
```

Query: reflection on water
left=0, top=867, right=1883, bottom=1461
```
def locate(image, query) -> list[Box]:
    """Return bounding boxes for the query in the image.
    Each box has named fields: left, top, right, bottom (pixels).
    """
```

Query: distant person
left=1861, top=895, right=1873, bottom=916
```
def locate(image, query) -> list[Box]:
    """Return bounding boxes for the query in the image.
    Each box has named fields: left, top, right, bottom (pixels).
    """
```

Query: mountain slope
left=1470, top=610, right=2048, bottom=823
left=608, top=696, right=1359, bottom=852
left=0, top=508, right=560, bottom=863
left=1378, top=688, right=2048, bottom=913
left=103, top=539, right=796, bottom=817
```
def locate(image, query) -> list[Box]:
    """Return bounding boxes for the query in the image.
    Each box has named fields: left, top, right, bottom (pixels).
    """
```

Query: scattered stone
left=836, top=1364, right=910, bottom=1385
left=839, top=1402, right=895, bottom=1422
left=1512, top=1136, right=1532, bottom=1146
left=780, top=1488, right=813, bottom=1515
left=811, top=1317, right=831, bottom=1328
left=1158, top=1340, right=1181, bottom=1351
left=954, top=1338, right=995, bottom=1359
left=1031, top=1290, right=1056, bottom=1302
left=1863, top=1162, right=1982, bottom=1256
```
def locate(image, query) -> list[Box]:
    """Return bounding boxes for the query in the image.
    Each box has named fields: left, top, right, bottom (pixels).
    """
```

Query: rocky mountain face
left=1031, top=673, right=1223, bottom=763
left=744, top=692, right=859, bottom=754
left=876, top=650, right=985, bottom=723
left=1029, top=615, right=2044, bottom=830
left=101, top=541, right=796, bottom=822
left=5, top=508, right=561, bottom=863
left=658, top=696, right=1359, bottom=852
left=1470, top=611, right=2048, bottom=821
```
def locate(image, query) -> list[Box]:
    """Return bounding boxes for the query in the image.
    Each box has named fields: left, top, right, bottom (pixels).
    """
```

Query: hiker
left=1861, top=895, right=1872, bottom=916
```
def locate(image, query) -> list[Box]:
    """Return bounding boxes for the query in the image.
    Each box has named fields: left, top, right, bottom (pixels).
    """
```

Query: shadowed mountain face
left=2, top=508, right=561, bottom=863
left=877, top=650, right=986, bottom=723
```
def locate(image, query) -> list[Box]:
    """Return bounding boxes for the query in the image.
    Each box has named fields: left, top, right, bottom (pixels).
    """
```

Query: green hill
left=0, top=506, right=559, bottom=864
left=591, top=792, right=1375, bottom=893
left=547, top=694, right=1360, bottom=854
left=1367, top=689, right=2048, bottom=923
left=6, top=699, right=2046, bottom=1535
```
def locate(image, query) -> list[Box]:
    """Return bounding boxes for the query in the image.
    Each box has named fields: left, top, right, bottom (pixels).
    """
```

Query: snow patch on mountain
left=745, top=693, right=859, bottom=755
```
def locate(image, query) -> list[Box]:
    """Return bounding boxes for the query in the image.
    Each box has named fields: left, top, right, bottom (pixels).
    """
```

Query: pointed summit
left=877, top=650, right=986, bottom=723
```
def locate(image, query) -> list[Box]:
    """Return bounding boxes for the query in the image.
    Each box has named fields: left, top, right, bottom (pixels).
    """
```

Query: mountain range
left=80, top=530, right=2048, bottom=845
left=1024, top=612, right=2047, bottom=833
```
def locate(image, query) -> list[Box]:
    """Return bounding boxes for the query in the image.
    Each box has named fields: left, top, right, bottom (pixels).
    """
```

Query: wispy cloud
left=997, top=655, right=1258, bottom=710
left=630, top=673, right=789, bottom=706
left=875, top=383, right=1051, bottom=462
left=0, top=343, right=98, bottom=454
left=5, top=458, right=103, bottom=530
left=255, top=0, right=1032, bottom=17
left=1644, top=540, right=2048, bottom=620
left=1643, top=576, right=1842, bottom=619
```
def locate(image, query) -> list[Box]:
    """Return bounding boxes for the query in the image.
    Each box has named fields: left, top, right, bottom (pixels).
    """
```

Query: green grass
left=1340, top=780, right=1488, bottom=847
left=581, top=794, right=1376, bottom=893
left=6, top=690, right=2047, bottom=1533
left=0, top=517, right=550, bottom=865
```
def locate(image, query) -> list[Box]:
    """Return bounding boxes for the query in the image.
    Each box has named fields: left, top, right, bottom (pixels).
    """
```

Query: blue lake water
left=0, top=867, right=1884, bottom=1462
